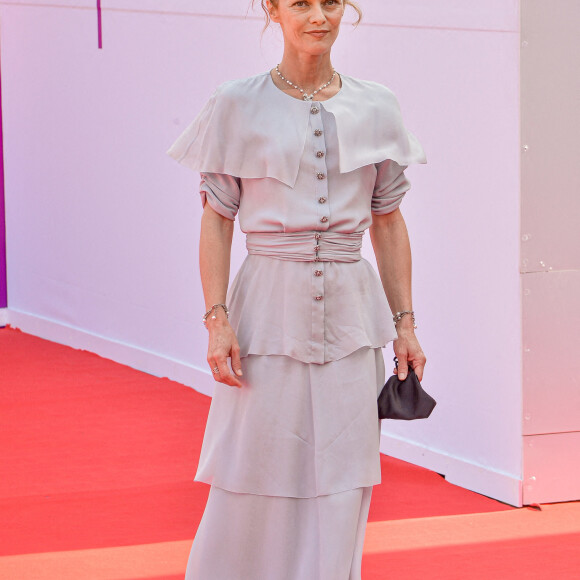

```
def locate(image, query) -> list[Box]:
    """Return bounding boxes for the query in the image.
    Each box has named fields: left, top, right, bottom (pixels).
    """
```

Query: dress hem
left=238, top=340, right=393, bottom=365
left=191, top=476, right=382, bottom=499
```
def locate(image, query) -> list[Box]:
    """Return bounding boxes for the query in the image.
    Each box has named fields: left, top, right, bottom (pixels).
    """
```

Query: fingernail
left=399, top=373, right=406, bottom=380
left=236, top=369, right=243, bottom=376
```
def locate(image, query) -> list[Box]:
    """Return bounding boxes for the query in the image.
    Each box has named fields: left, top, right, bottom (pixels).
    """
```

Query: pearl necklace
left=275, top=64, right=337, bottom=101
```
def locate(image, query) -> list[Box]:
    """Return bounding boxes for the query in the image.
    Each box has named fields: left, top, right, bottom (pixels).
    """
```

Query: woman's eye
left=293, top=0, right=339, bottom=7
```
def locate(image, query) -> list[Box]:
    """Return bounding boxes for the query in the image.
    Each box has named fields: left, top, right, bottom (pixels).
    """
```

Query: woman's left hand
left=393, top=327, right=426, bottom=382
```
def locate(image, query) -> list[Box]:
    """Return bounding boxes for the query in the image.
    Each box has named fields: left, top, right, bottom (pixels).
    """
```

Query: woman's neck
left=277, top=52, right=335, bottom=91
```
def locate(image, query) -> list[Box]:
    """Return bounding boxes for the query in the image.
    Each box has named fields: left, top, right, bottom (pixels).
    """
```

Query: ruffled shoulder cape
left=167, top=72, right=426, bottom=187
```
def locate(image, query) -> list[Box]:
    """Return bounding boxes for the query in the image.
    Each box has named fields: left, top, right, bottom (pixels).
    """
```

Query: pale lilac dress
left=167, top=71, right=426, bottom=580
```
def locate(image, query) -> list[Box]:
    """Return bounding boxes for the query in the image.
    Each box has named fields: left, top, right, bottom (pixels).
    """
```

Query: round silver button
left=318, top=197, right=327, bottom=204
left=310, top=106, right=320, bottom=115
left=314, top=245, right=321, bottom=252
left=316, top=151, right=325, bottom=158
left=314, top=270, right=323, bottom=277
left=320, top=216, right=328, bottom=223
left=314, top=233, right=322, bottom=240
left=314, top=129, right=323, bottom=137
left=316, top=172, right=326, bottom=180
left=314, top=295, right=324, bottom=301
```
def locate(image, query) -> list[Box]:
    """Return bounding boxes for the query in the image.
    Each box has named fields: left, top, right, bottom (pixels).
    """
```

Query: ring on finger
left=212, top=367, right=220, bottom=374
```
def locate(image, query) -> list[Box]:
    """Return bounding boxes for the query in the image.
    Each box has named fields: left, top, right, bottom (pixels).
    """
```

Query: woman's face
left=268, top=0, right=345, bottom=58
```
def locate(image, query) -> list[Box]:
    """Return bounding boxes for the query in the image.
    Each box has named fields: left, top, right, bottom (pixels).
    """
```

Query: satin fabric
left=195, top=348, right=385, bottom=497
left=184, top=486, right=373, bottom=580
left=167, top=72, right=426, bottom=187
left=245, top=230, right=364, bottom=263
left=167, top=77, right=427, bottom=363
left=226, top=255, right=395, bottom=364
left=167, top=72, right=427, bottom=579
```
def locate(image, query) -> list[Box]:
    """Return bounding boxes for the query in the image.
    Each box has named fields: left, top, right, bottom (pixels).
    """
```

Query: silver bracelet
left=202, top=303, right=229, bottom=327
left=393, top=310, right=417, bottom=329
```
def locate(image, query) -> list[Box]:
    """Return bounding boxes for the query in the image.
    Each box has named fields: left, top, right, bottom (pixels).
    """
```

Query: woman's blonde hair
left=252, top=0, right=362, bottom=30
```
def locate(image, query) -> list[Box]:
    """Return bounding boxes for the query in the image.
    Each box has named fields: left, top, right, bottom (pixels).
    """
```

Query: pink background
left=0, top=0, right=523, bottom=504
left=0, top=0, right=577, bottom=506
left=0, top=49, right=6, bottom=310
left=519, top=0, right=580, bottom=504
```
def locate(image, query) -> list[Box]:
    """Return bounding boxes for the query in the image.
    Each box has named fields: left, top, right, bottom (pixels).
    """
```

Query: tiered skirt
left=185, top=346, right=386, bottom=580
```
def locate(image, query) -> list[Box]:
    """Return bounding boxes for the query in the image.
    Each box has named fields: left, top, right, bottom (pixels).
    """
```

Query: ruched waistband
left=246, top=231, right=364, bottom=263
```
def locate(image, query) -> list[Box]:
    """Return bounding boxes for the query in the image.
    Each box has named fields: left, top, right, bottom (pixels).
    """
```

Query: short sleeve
left=371, top=160, right=411, bottom=215
left=200, top=172, right=241, bottom=221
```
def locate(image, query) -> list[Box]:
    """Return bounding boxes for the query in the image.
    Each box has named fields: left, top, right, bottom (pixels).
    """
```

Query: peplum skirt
left=185, top=346, right=386, bottom=580
left=186, top=237, right=391, bottom=579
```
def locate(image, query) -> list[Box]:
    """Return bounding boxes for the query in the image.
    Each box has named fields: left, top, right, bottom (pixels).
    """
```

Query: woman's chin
left=300, top=43, right=336, bottom=57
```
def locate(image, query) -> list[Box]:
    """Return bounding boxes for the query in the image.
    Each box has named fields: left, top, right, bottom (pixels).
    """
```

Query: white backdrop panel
left=520, top=0, right=580, bottom=274
left=523, top=432, right=580, bottom=505
left=522, top=271, right=580, bottom=435
left=331, top=17, right=522, bottom=491
left=1, top=0, right=519, bottom=30
left=1, top=1, right=522, bottom=502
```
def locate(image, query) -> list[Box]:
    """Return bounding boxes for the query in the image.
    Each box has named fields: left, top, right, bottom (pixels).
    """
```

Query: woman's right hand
left=206, top=309, right=243, bottom=388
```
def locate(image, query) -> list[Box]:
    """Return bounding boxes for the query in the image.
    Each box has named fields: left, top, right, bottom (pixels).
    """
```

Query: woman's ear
left=266, top=0, right=280, bottom=24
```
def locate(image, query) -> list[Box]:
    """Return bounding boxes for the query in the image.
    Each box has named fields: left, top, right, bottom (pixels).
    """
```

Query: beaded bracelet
left=202, top=303, right=229, bottom=327
left=393, top=310, right=417, bottom=329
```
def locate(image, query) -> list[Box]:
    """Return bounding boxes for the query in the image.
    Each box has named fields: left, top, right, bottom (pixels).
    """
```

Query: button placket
left=313, top=232, right=322, bottom=261
left=311, top=259, right=326, bottom=347
left=310, top=106, right=329, bottom=230
left=309, top=105, right=327, bottom=360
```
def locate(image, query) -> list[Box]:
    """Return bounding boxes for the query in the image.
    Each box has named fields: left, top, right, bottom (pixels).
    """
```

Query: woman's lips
left=307, top=30, right=330, bottom=39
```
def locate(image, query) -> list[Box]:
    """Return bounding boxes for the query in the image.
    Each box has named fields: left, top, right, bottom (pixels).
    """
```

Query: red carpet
left=1, top=326, right=578, bottom=579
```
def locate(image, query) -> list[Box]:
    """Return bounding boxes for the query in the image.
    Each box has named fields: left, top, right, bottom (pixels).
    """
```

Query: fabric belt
left=246, top=231, right=363, bottom=263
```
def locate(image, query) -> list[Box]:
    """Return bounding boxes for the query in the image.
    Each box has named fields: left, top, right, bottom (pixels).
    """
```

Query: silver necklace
left=275, top=64, right=337, bottom=101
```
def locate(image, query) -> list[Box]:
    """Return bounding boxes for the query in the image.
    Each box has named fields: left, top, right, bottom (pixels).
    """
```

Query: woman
left=167, top=1, right=427, bottom=578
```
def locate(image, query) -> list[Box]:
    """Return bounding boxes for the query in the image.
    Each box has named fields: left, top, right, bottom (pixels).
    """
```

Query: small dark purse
left=378, top=357, right=437, bottom=420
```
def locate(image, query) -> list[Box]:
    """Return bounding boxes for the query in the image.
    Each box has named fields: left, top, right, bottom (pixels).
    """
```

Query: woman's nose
left=309, top=3, right=326, bottom=24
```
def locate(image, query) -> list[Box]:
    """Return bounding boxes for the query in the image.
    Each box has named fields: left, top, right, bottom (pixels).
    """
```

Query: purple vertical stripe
left=0, top=53, right=7, bottom=309
left=97, top=0, right=103, bottom=49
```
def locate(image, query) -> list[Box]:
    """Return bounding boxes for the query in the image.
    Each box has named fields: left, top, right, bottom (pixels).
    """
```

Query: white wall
left=1, top=0, right=522, bottom=504
left=520, top=0, right=580, bottom=505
